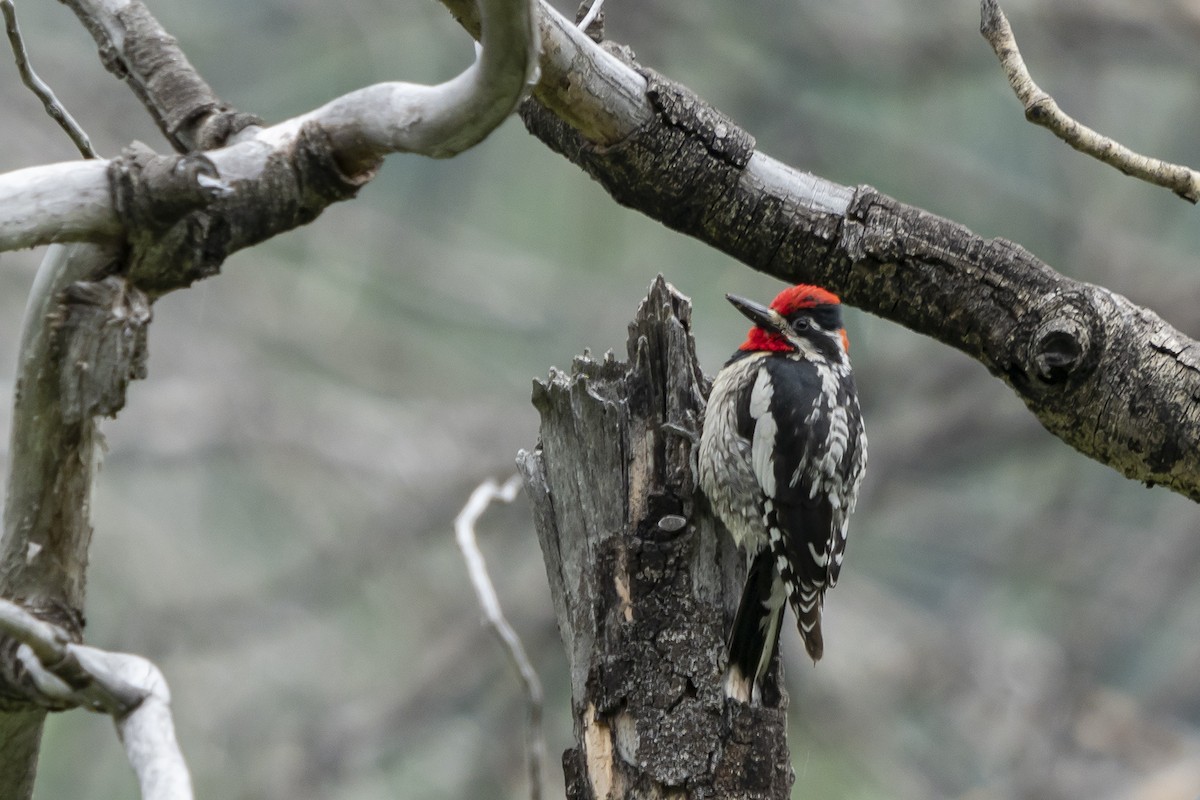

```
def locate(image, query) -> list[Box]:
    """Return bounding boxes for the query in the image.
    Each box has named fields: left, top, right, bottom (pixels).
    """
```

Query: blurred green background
left=3, top=0, right=1200, bottom=798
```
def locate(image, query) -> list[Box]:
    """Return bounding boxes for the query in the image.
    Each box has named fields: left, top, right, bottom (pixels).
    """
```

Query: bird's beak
left=726, top=294, right=785, bottom=334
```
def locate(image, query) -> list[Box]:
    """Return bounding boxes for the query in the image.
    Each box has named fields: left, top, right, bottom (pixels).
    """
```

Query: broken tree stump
left=517, top=276, right=793, bottom=799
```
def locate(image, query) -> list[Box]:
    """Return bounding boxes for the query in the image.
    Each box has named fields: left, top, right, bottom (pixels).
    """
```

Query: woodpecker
left=698, top=284, right=866, bottom=704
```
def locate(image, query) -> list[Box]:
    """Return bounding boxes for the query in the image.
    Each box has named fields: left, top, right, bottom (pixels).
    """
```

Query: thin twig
left=576, top=0, right=604, bottom=35
left=1, top=0, right=97, bottom=159
left=979, top=0, right=1200, bottom=203
left=455, top=475, right=544, bottom=800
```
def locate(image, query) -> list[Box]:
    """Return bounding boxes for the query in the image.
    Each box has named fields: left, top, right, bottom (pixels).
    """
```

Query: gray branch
left=440, top=0, right=1200, bottom=502
left=1, top=0, right=97, bottom=158
left=0, top=0, right=539, bottom=253
left=61, top=0, right=256, bottom=153
left=0, top=242, right=130, bottom=798
left=454, top=475, right=544, bottom=800
left=0, top=600, right=191, bottom=798
left=0, top=0, right=541, bottom=796
left=979, top=0, right=1200, bottom=203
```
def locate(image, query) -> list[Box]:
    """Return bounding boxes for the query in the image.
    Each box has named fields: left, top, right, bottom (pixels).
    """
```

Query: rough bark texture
left=0, top=243, right=125, bottom=797
left=434, top=0, right=1200, bottom=500
left=62, top=0, right=261, bottom=151
left=107, top=130, right=365, bottom=298
left=516, top=65, right=1200, bottom=501
left=518, top=277, right=793, bottom=799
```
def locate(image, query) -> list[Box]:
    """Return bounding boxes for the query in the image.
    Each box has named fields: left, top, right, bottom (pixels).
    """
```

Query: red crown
left=769, top=284, right=841, bottom=315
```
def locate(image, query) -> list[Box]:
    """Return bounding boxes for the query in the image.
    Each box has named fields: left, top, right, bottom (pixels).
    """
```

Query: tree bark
left=0, top=0, right=540, bottom=794
left=516, top=63, right=1200, bottom=502
left=437, top=0, right=1200, bottom=503
left=518, top=277, right=793, bottom=799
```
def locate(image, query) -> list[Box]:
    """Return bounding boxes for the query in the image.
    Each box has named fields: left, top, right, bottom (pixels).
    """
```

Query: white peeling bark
left=0, top=161, right=117, bottom=250
left=0, top=0, right=539, bottom=253
left=440, top=0, right=652, bottom=145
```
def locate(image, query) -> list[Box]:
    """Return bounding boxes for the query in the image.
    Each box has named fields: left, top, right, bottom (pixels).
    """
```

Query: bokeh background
left=3, top=0, right=1200, bottom=797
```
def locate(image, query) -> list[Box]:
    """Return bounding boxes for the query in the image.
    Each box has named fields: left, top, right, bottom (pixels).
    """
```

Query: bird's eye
left=791, top=317, right=811, bottom=330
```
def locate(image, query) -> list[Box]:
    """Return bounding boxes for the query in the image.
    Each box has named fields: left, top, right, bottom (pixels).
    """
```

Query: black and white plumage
left=698, top=284, right=866, bottom=704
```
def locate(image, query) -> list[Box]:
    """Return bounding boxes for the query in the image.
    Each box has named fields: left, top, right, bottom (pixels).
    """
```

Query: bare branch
left=60, top=0, right=255, bottom=153
left=454, top=475, right=544, bottom=800
left=0, top=0, right=540, bottom=252
left=63, top=0, right=536, bottom=165
left=437, top=0, right=1200, bottom=501
left=1, top=0, right=97, bottom=159
left=1, top=243, right=118, bottom=608
left=22, top=647, right=192, bottom=800
left=77, top=647, right=194, bottom=800
left=439, top=0, right=651, bottom=145
left=0, top=598, right=192, bottom=799
left=7, top=620, right=142, bottom=717
left=979, top=0, right=1200, bottom=203
left=0, top=240, right=125, bottom=799
left=0, top=160, right=118, bottom=249
left=576, top=0, right=604, bottom=36
left=0, top=599, right=74, bottom=671
left=287, top=0, right=539, bottom=174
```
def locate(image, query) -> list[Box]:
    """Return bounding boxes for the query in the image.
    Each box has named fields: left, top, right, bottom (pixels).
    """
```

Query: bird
left=698, top=284, right=866, bottom=704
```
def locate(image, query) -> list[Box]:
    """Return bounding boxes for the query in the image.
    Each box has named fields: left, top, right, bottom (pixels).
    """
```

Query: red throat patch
left=738, top=326, right=794, bottom=353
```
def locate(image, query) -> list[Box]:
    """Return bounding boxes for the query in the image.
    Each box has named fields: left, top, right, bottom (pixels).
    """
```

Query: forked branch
left=0, top=0, right=542, bottom=796
left=454, top=476, right=544, bottom=800
left=0, top=0, right=540, bottom=253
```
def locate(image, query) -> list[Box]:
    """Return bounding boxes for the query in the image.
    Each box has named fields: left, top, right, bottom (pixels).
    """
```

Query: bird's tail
left=789, top=582, right=825, bottom=663
left=724, top=548, right=786, bottom=705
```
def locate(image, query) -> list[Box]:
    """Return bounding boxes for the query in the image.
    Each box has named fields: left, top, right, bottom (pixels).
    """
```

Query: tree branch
left=441, top=0, right=650, bottom=145
left=0, top=241, right=126, bottom=798
left=0, top=0, right=540, bottom=256
left=60, top=0, right=537, bottom=173
left=0, top=599, right=192, bottom=800
left=979, top=0, right=1200, bottom=203
left=440, top=0, right=1200, bottom=502
left=59, top=0, right=258, bottom=153
left=0, top=160, right=117, bottom=249
left=1, top=0, right=97, bottom=158
left=454, top=475, right=544, bottom=800
left=0, top=0, right=542, bottom=792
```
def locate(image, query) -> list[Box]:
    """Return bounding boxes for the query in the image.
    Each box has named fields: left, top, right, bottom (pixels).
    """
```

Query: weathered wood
left=0, top=243, right=114, bottom=799
left=518, top=277, right=793, bottom=799
left=0, top=249, right=149, bottom=800
left=436, top=0, right=1200, bottom=502
left=517, top=63, right=1200, bottom=501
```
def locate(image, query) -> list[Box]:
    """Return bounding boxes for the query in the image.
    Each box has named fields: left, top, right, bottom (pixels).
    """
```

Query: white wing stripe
left=749, top=367, right=777, bottom=498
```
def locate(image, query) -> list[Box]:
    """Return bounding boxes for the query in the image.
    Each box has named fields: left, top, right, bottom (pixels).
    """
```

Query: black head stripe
left=796, top=304, right=843, bottom=331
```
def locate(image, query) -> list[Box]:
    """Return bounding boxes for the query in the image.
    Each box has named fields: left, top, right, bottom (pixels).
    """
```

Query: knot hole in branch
left=1018, top=290, right=1104, bottom=391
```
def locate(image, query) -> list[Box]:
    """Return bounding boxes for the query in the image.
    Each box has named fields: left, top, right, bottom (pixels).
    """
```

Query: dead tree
left=1, top=0, right=1198, bottom=797
left=518, top=277, right=792, bottom=798
left=0, top=0, right=537, bottom=796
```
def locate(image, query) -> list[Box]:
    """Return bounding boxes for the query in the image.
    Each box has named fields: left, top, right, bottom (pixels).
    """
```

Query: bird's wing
left=747, top=359, right=838, bottom=660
